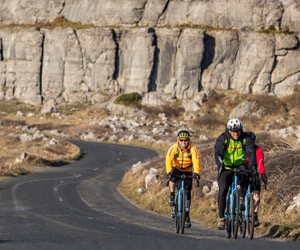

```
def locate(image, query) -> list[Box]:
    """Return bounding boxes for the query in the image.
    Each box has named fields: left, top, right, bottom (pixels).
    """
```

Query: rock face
left=0, top=0, right=299, bottom=105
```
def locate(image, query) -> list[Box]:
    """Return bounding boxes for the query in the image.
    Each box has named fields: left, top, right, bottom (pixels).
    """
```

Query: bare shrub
left=282, top=85, right=300, bottom=110
left=255, top=132, right=292, bottom=152
left=142, top=105, right=184, bottom=118
left=266, top=148, right=300, bottom=201
left=203, top=91, right=227, bottom=109
left=1, top=119, right=26, bottom=127
left=66, top=124, right=112, bottom=138
left=249, top=94, right=288, bottom=115
left=31, top=123, right=70, bottom=131
left=191, top=114, right=225, bottom=130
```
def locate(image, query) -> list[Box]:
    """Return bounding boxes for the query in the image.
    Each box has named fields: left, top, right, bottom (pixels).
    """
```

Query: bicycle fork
left=177, top=190, right=189, bottom=215
left=231, top=176, right=239, bottom=219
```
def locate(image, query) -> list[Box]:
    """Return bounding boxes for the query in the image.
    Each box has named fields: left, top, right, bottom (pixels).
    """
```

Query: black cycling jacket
left=214, top=129, right=256, bottom=171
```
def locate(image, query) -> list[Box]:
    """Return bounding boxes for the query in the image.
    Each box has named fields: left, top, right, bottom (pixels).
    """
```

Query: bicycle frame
left=170, top=174, right=192, bottom=234
left=225, top=170, right=239, bottom=220
left=231, top=172, right=240, bottom=219
left=224, top=168, right=241, bottom=239
left=176, top=176, right=189, bottom=216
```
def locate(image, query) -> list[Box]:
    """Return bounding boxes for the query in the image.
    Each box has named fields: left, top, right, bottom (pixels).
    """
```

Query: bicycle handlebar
left=229, top=168, right=268, bottom=190
left=166, top=174, right=200, bottom=187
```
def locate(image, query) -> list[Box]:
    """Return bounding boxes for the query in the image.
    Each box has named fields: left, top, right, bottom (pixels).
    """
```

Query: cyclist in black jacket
left=214, top=118, right=256, bottom=230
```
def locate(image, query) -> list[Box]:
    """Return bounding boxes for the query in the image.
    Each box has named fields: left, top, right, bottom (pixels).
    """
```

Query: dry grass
left=0, top=101, right=82, bottom=175
left=142, top=105, right=185, bottom=119
left=0, top=16, right=95, bottom=30
left=27, top=140, right=81, bottom=166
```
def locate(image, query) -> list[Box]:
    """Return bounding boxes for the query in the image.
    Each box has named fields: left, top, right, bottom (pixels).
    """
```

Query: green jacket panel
left=223, top=138, right=246, bottom=169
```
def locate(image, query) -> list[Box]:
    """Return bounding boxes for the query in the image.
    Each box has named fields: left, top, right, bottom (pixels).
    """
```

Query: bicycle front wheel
left=225, top=193, right=231, bottom=239
left=179, top=189, right=186, bottom=234
left=247, top=193, right=255, bottom=239
left=174, top=197, right=179, bottom=234
left=232, top=190, right=240, bottom=239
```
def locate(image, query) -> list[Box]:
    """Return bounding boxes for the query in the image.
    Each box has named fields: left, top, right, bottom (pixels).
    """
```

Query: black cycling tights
left=217, top=167, right=249, bottom=218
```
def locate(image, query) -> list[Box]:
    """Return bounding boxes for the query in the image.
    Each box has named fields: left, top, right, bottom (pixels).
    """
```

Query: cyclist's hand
left=193, top=173, right=200, bottom=180
left=261, top=174, right=268, bottom=185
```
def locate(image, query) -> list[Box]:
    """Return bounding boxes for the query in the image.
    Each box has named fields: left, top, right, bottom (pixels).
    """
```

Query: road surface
left=0, top=141, right=298, bottom=249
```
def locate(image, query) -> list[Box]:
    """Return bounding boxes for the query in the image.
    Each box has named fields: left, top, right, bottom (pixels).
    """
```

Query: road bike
left=167, top=174, right=199, bottom=234
left=224, top=168, right=242, bottom=239
left=240, top=177, right=255, bottom=239
left=240, top=173, right=267, bottom=239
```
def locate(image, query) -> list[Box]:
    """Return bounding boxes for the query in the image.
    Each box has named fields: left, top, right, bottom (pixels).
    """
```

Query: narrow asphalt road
left=0, top=141, right=298, bottom=249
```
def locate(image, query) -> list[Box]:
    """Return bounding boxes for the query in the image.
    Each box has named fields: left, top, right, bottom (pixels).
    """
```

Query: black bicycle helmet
left=177, top=129, right=191, bottom=139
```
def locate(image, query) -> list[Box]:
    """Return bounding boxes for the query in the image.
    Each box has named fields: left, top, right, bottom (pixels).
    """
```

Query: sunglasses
left=179, top=139, right=189, bottom=142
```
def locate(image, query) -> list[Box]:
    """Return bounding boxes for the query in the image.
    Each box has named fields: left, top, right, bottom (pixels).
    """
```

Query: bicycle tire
left=174, top=196, right=179, bottom=234
left=232, top=190, right=240, bottom=239
left=247, top=193, right=255, bottom=239
left=241, top=219, right=246, bottom=238
left=241, top=190, right=249, bottom=238
left=180, top=189, right=186, bottom=234
left=225, top=193, right=231, bottom=239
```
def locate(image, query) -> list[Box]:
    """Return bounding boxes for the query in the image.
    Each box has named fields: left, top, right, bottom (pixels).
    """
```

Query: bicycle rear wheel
left=247, top=193, right=255, bottom=239
left=179, top=189, right=186, bottom=234
left=232, top=190, right=240, bottom=239
left=241, top=218, right=246, bottom=238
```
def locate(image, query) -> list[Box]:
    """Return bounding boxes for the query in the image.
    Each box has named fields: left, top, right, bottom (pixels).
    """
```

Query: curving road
left=0, top=141, right=298, bottom=249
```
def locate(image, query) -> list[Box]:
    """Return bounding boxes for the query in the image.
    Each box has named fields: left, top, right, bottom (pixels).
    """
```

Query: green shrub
left=114, top=92, right=142, bottom=107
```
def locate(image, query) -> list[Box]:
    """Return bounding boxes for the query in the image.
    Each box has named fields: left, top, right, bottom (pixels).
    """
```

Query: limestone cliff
left=0, top=0, right=299, bottom=105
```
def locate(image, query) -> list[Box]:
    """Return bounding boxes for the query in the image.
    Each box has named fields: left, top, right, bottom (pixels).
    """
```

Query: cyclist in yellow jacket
left=166, top=129, right=201, bottom=228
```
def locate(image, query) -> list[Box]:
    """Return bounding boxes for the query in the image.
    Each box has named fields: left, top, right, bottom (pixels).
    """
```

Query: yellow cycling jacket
left=165, top=142, right=201, bottom=174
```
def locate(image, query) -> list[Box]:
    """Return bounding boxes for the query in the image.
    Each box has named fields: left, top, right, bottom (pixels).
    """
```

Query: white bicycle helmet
left=227, top=118, right=243, bottom=132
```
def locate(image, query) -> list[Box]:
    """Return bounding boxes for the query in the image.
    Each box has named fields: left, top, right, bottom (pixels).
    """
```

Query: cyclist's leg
left=252, top=178, right=261, bottom=226
left=185, top=172, right=193, bottom=228
left=238, top=164, right=250, bottom=198
left=168, top=168, right=180, bottom=205
left=253, top=188, right=261, bottom=212
left=218, top=170, right=233, bottom=217
left=218, top=170, right=233, bottom=229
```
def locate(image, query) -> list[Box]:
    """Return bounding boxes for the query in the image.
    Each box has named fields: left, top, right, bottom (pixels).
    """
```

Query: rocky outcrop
left=0, top=0, right=299, bottom=105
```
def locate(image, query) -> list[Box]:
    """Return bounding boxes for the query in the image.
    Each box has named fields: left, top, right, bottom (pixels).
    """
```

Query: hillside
left=0, top=89, right=299, bottom=240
